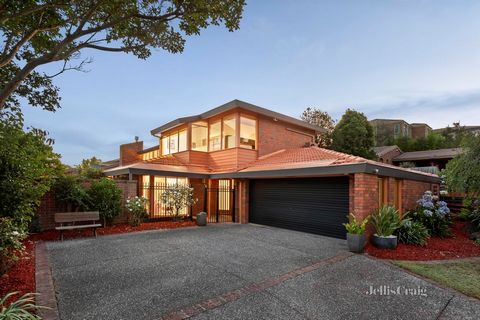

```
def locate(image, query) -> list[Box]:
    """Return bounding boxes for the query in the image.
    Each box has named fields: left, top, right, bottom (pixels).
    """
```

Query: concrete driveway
left=46, top=224, right=480, bottom=320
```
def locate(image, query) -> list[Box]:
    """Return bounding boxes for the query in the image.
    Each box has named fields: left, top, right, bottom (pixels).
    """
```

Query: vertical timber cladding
left=249, top=177, right=350, bottom=239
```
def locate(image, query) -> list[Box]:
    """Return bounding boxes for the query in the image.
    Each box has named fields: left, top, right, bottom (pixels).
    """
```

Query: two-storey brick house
left=105, top=100, right=440, bottom=239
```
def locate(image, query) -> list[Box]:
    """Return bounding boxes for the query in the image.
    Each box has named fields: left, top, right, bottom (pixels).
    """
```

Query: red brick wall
left=237, top=180, right=249, bottom=224
left=112, top=180, right=138, bottom=224
left=402, top=180, right=437, bottom=212
left=351, top=173, right=379, bottom=237
left=36, top=180, right=138, bottom=230
left=258, top=117, right=315, bottom=157
left=36, top=191, right=57, bottom=231
left=120, top=141, right=143, bottom=166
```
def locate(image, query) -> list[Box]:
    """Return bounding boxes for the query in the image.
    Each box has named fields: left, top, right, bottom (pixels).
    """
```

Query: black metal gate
left=140, top=180, right=235, bottom=223
left=205, top=185, right=236, bottom=223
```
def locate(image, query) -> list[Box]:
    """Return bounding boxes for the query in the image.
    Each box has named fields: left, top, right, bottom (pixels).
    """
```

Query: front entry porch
left=139, top=176, right=235, bottom=223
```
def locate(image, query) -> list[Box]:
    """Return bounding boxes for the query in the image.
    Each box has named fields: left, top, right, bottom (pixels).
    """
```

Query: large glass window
left=161, top=130, right=187, bottom=155
left=240, top=116, right=257, bottom=149
left=222, top=116, right=236, bottom=149
left=191, top=122, right=208, bottom=151
left=209, top=121, right=221, bottom=151
left=178, top=130, right=187, bottom=152
left=169, top=132, right=178, bottom=154
left=161, top=136, right=169, bottom=155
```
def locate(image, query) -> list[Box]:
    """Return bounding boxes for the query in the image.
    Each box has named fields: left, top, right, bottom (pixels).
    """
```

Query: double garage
left=249, top=177, right=350, bottom=239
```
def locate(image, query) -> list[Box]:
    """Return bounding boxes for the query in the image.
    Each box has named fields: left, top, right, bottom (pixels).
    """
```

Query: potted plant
left=371, top=205, right=402, bottom=249
left=343, top=213, right=369, bottom=253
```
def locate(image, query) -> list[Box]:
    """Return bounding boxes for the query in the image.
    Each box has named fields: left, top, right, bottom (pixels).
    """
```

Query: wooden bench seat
left=55, top=212, right=101, bottom=240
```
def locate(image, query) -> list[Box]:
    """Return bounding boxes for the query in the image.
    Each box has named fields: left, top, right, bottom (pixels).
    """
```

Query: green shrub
left=343, top=213, right=369, bottom=234
left=0, top=292, right=44, bottom=319
left=86, top=178, right=122, bottom=226
left=54, top=175, right=90, bottom=211
left=0, top=218, right=26, bottom=274
left=395, top=218, right=430, bottom=246
left=371, top=206, right=402, bottom=236
left=125, top=196, right=149, bottom=226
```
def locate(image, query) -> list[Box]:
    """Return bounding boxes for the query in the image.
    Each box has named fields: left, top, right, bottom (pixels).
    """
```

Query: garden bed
left=0, top=220, right=196, bottom=300
left=365, top=221, right=480, bottom=260
left=0, top=240, right=35, bottom=300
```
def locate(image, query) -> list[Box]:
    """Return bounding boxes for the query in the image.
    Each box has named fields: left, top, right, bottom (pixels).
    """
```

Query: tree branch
left=46, top=57, right=92, bottom=78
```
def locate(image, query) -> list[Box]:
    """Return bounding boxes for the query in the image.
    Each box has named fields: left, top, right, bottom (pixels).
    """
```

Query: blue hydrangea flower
left=423, top=210, right=433, bottom=217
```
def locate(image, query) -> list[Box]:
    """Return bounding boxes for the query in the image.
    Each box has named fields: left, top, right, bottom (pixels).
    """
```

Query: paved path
left=46, top=224, right=480, bottom=320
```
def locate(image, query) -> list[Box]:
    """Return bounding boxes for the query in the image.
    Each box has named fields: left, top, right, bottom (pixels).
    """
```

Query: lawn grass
left=393, top=260, right=480, bottom=299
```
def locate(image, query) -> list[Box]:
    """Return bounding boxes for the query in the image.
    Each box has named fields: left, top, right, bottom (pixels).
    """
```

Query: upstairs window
left=222, top=116, right=236, bottom=149
left=240, top=116, right=257, bottom=149
left=191, top=122, right=208, bottom=151
left=161, top=129, right=187, bottom=155
left=209, top=121, right=221, bottom=151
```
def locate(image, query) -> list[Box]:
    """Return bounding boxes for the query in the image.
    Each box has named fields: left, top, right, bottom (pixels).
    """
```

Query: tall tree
left=301, top=107, right=335, bottom=148
left=0, top=0, right=245, bottom=112
left=443, top=135, right=480, bottom=197
left=331, top=109, right=376, bottom=159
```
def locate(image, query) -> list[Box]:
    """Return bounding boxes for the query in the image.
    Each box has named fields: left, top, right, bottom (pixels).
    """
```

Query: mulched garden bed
left=365, top=221, right=480, bottom=261
left=0, top=240, right=35, bottom=300
left=0, top=220, right=196, bottom=300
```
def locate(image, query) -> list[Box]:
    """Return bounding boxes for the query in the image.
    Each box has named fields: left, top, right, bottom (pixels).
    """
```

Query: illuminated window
left=240, top=116, right=256, bottom=149
left=161, top=136, right=169, bottom=156
left=191, top=122, right=208, bottom=151
left=169, top=132, right=178, bottom=153
left=179, top=130, right=187, bottom=152
left=209, top=121, right=221, bottom=151
left=161, top=130, right=187, bottom=155
left=222, top=116, right=236, bottom=149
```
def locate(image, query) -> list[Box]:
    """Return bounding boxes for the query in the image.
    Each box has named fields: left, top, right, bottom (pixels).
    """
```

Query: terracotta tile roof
left=240, top=147, right=365, bottom=171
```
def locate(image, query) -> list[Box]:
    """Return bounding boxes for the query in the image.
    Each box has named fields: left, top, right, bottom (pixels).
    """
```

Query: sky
left=22, top=0, right=480, bottom=165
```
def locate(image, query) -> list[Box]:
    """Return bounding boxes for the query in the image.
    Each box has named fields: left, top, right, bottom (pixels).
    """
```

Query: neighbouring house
left=392, top=148, right=463, bottom=171
left=370, top=119, right=432, bottom=146
left=104, top=100, right=440, bottom=239
left=373, top=145, right=402, bottom=164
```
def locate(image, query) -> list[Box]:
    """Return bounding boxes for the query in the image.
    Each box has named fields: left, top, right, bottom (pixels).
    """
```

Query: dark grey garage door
left=249, top=177, right=349, bottom=239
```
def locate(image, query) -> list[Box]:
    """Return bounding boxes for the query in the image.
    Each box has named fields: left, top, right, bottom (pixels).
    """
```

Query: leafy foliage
left=160, top=185, right=197, bottom=220
left=371, top=206, right=402, bottom=236
left=0, top=120, right=62, bottom=228
left=460, top=197, right=480, bottom=231
left=0, top=292, right=43, bottom=319
left=343, top=213, right=369, bottom=234
left=395, top=217, right=430, bottom=246
left=86, top=178, right=122, bottom=225
left=54, top=175, right=90, bottom=211
left=0, top=217, right=27, bottom=274
left=443, top=135, right=480, bottom=196
left=301, top=107, right=336, bottom=148
left=410, top=191, right=452, bottom=237
left=392, top=131, right=447, bottom=152
left=76, top=157, right=104, bottom=179
left=125, top=196, right=148, bottom=226
left=331, top=109, right=376, bottom=159
left=0, top=0, right=246, bottom=114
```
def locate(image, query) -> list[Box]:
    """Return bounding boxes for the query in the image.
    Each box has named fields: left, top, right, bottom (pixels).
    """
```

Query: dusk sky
left=23, top=0, right=480, bottom=165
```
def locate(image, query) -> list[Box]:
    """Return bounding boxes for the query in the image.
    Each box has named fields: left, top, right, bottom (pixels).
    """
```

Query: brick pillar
left=237, top=179, right=249, bottom=224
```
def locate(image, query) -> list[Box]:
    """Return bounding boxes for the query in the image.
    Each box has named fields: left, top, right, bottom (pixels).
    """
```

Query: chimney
left=119, top=140, right=143, bottom=166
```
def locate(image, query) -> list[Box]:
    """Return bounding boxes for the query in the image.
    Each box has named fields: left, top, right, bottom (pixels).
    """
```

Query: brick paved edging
left=160, top=251, right=354, bottom=320
left=35, top=241, right=60, bottom=320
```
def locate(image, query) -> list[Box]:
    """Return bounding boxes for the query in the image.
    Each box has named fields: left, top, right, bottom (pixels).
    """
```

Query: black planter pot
left=346, top=233, right=366, bottom=253
left=371, top=234, right=398, bottom=249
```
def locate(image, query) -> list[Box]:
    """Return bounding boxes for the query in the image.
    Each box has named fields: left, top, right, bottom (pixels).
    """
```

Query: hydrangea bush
left=410, top=191, right=452, bottom=237
left=125, top=196, right=149, bottom=226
